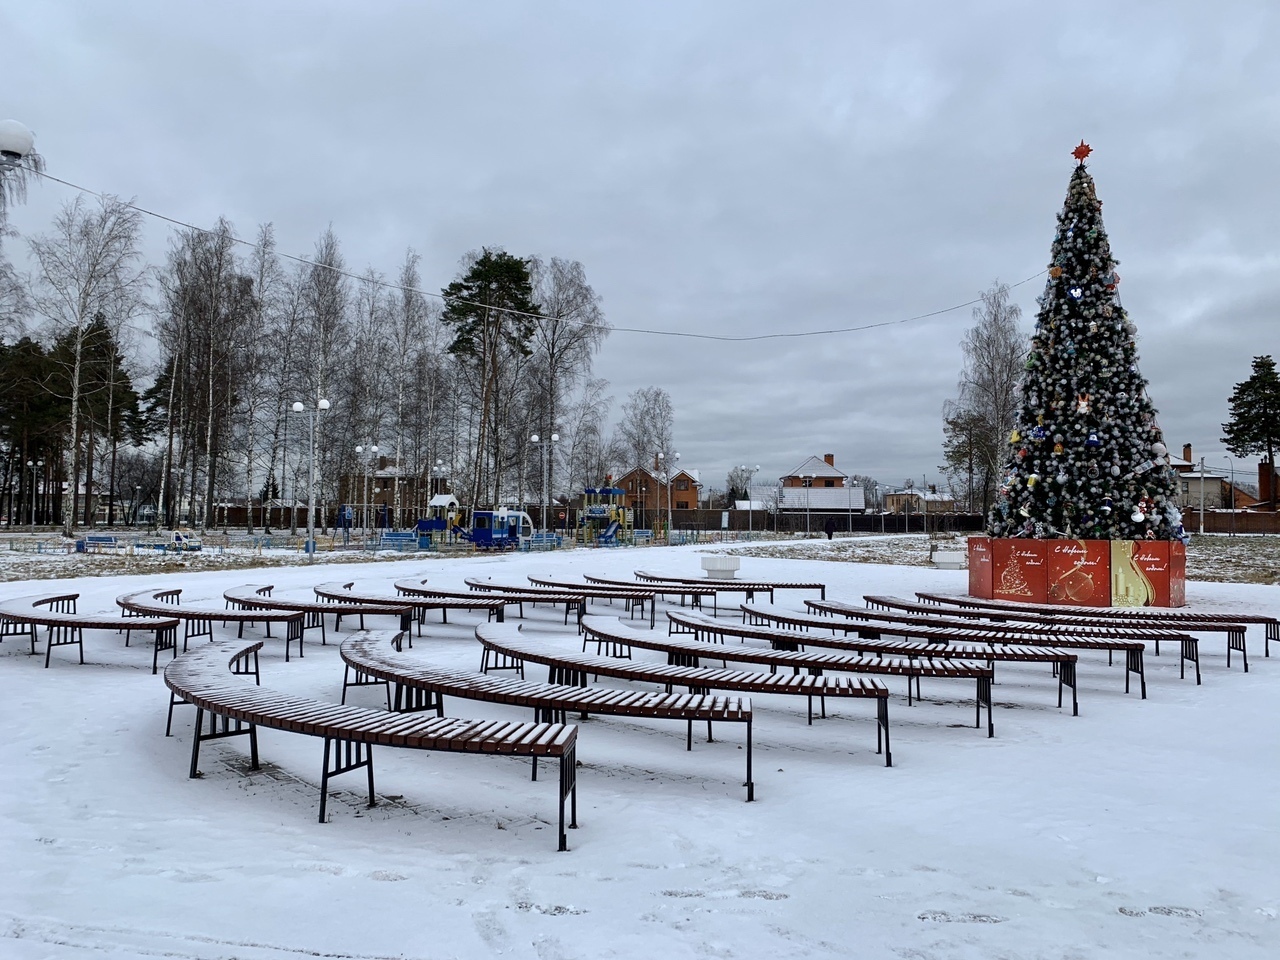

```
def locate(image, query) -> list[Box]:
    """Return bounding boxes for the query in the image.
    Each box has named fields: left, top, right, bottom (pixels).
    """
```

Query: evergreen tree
left=988, top=145, right=1181, bottom=540
left=1221, top=355, right=1280, bottom=508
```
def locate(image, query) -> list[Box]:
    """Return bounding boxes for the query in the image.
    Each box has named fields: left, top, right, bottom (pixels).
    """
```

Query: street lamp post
left=1223, top=454, right=1235, bottom=537
left=1198, top=456, right=1205, bottom=536
left=292, top=398, right=330, bottom=553
left=739, top=464, right=760, bottom=539
left=801, top=474, right=814, bottom=535
left=133, top=484, right=141, bottom=527
left=530, top=433, right=559, bottom=533
left=355, top=443, right=378, bottom=536
left=26, top=459, right=43, bottom=533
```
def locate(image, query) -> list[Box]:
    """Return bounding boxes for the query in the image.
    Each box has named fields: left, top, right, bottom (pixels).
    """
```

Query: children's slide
left=598, top=520, right=621, bottom=545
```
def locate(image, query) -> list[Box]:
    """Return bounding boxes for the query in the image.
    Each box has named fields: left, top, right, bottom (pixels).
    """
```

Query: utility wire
left=34, top=168, right=1045, bottom=343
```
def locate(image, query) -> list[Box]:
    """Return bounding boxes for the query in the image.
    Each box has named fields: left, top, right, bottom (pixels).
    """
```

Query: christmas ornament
left=1049, top=266, right=1063, bottom=278
left=1071, top=139, right=1093, bottom=162
left=1085, top=431, right=1102, bottom=447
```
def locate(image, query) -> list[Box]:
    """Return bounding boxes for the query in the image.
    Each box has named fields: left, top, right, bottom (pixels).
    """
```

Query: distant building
left=615, top=465, right=703, bottom=513
left=883, top=488, right=956, bottom=515
left=777, top=455, right=866, bottom=513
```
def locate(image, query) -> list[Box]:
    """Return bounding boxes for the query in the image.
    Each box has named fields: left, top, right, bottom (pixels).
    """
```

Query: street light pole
left=739, top=464, right=760, bottom=539
left=530, top=433, right=559, bottom=533
left=657, top=451, right=680, bottom=544
left=292, top=398, right=330, bottom=552
left=802, top=474, right=813, bottom=535
left=355, top=443, right=378, bottom=536
left=26, top=459, right=43, bottom=533
left=1198, top=456, right=1205, bottom=536
left=1223, top=453, right=1235, bottom=537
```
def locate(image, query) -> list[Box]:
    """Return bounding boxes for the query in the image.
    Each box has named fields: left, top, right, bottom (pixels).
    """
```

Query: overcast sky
left=5, top=1, right=1277, bottom=493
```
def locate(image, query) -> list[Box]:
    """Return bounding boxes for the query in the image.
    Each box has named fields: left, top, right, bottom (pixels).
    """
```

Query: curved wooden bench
left=476, top=622, right=892, bottom=765
left=165, top=638, right=579, bottom=850
left=917, top=592, right=1273, bottom=671
left=314, top=581, right=505, bottom=636
left=636, top=570, right=829, bottom=601
left=340, top=631, right=754, bottom=799
left=838, top=596, right=1193, bottom=686
left=736, top=604, right=1083, bottom=715
left=787, top=599, right=1151, bottom=695
left=118, top=589, right=306, bottom=661
left=525, top=576, right=658, bottom=628
left=0, top=593, right=179, bottom=672
left=462, top=577, right=589, bottom=626
left=591, top=614, right=993, bottom=736
left=396, top=579, right=586, bottom=626
left=583, top=574, right=718, bottom=614
left=224, top=585, right=412, bottom=645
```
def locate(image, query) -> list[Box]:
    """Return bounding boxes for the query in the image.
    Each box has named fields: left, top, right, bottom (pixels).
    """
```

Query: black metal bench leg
left=745, top=719, right=754, bottom=801
left=188, top=708, right=204, bottom=778
left=878, top=698, right=891, bottom=767
left=706, top=720, right=714, bottom=743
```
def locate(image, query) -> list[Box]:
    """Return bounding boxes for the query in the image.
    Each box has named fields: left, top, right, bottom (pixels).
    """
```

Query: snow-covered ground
left=1, top=544, right=1277, bottom=959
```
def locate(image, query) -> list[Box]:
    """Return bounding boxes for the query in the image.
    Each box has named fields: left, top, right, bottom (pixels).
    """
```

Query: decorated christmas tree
left=988, top=143, right=1183, bottom=541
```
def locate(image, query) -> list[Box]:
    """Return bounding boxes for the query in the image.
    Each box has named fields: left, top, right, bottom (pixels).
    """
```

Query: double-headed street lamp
left=739, top=464, right=760, bottom=538
left=355, top=443, right=378, bottom=535
left=26, top=459, right=43, bottom=532
left=291, top=398, right=330, bottom=552
left=530, top=433, right=559, bottom=533
left=657, top=451, right=680, bottom=544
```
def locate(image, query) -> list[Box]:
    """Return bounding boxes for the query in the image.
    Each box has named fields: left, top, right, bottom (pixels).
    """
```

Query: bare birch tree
left=28, top=196, right=145, bottom=534
left=941, top=281, right=1025, bottom=514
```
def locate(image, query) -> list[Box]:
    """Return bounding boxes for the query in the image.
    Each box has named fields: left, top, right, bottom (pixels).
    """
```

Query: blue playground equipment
left=454, top=508, right=534, bottom=551
left=576, top=487, right=632, bottom=546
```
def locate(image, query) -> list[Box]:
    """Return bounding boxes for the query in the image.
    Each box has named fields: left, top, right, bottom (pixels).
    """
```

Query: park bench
left=524, top=575, right=659, bottom=628
left=117, top=589, right=307, bottom=661
left=587, top=614, right=994, bottom=736
left=785, top=598, right=1153, bottom=695
left=223, top=585, right=412, bottom=645
left=475, top=622, right=892, bottom=764
left=340, top=631, right=755, bottom=798
left=377, top=531, right=428, bottom=552
left=915, top=592, right=1271, bottom=671
left=635, top=570, right=828, bottom=600
left=83, top=534, right=124, bottom=553
left=314, top=581, right=506, bottom=637
left=164, top=638, right=579, bottom=850
left=0, top=593, right=179, bottom=672
left=583, top=573, right=719, bottom=613
left=840, top=596, right=1201, bottom=684
left=521, top=532, right=563, bottom=551
left=403, top=578, right=585, bottom=626
left=735, top=604, right=1084, bottom=714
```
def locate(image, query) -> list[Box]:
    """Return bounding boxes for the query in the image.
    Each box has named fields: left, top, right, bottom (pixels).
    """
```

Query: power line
left=33, top=168, right=1045, bottom=343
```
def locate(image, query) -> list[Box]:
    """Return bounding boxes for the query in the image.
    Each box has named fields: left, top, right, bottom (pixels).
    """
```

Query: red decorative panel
left=991, top=539, right=1048, bottom=604
left=967, top=536, right=993, bottom=599
left=1046, top=540, right=1111, bottom=606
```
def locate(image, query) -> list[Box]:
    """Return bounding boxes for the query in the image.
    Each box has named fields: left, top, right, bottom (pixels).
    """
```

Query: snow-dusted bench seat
left=475, top=621, right=893, bottom=766
left=164, top=638, right=579, bottom=850
left=340, top=630, right=754, bottom=799
left=916, top=592, right=1275, bottom=672
left=0, top=592, right=179, bottom=673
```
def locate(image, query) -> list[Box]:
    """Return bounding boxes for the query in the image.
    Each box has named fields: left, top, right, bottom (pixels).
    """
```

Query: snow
left=2, top=542, right=1278, bottom=958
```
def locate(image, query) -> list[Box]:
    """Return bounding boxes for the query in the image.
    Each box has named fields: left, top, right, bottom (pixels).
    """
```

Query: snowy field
left=1, top=543, right=1277, bottom=959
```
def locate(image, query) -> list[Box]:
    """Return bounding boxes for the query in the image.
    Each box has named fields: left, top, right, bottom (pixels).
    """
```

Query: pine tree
left=988, top=144, right=1182, bottom=541
left=1221, top=355, right=1280, bottom=508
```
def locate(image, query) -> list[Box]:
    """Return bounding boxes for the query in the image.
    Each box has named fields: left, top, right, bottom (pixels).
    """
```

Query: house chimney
left=1182, top=444, right=1192, bottom=463
left=1261, top=461, right=1276, bottom=510
left=823, top=454, right=835, bottom=467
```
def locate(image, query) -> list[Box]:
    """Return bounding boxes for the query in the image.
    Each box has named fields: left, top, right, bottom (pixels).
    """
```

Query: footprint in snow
left=917, top=910, right=1006, bottom=924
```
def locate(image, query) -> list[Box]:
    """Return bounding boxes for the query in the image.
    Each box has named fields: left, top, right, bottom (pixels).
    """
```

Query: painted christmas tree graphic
left=988, top=143, right=1182, bottom=541
left=996, top=554, right=1033, bottom=596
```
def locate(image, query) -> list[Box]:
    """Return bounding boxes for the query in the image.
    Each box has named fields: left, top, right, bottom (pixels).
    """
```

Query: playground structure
left=415, top=495, right=464, bottom=545
left=575, top=487, right=633, bottom=546
left=454, top=508, right=535, bottom=551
